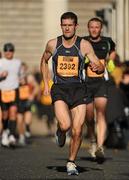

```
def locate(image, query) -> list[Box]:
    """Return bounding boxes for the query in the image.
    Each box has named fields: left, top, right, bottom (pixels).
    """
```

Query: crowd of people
left=0, top=11, right=129, bottom=176
left=0, top=43, right=39, bottom=147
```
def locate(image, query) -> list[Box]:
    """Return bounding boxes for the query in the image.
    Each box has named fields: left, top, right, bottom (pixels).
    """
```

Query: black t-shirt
left=83, top=36, right=115, bottom=59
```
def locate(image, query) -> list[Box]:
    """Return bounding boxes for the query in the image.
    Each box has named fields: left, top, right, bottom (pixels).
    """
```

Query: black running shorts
left=51, top=83, right=87, bottom=109
left=86, top=77, right=108, bottom=104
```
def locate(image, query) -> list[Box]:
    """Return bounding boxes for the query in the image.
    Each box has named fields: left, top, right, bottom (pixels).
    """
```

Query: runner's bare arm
left=81, top=39, right=105, bottom=73
left=0, top=70, right=8, bottom=81
left=40, top=39, right=56, bottom=95
left=109, top=50, right=116, bottom=61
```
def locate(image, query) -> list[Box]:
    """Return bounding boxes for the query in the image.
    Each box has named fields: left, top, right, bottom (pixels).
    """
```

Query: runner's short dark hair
left=61, top=12, right=78, bottom=25
left=3, top=42, right=15, bottom=52
left=88, top=17, right=103, bottom=28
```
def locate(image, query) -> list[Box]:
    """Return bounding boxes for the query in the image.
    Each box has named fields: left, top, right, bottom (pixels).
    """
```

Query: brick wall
left=0, top=0, right=44, bottom=69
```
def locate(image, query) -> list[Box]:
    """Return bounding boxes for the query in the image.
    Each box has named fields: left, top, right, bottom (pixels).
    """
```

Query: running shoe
left=66, top=162, right=79, bottom=176
left=95, top=146, right=105, bottom=163
left=55, top=127, right=66, bottom=147
left=1, top=130, right=9, bottom=147
left=8, top=135, right=16, bottom=147
left=18, top=134, right=26, bottom=146
left=89, top=142, right=97, bottom=159
left=25, top=130, right=31, bottom=138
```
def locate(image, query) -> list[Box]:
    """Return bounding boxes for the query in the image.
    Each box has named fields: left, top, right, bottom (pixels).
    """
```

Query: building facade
left=0, top=0, right=128, bottom=67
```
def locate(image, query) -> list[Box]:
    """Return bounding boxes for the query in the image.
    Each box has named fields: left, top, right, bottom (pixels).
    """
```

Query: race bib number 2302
left=57, top=56, right=79, bottom=77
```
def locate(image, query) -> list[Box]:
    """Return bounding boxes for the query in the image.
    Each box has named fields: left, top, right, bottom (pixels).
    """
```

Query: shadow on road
left=47, top=165, right=88, bottom=173
left=80, top=156, right=113, bottom=164
left=46, top=165, right=102, bottom=173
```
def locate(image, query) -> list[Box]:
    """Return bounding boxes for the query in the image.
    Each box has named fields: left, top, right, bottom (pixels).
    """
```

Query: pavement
left=0, top=117, right=129, bottom=180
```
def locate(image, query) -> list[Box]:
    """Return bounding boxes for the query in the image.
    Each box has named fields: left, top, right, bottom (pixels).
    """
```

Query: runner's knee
left=72, top=127, right=82, bottom=138
left=60, top=122, right=71, bottom=132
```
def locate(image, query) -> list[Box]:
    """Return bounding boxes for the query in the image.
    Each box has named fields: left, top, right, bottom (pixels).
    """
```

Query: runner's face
left=88, top=21, right=102, bottom=39
left=4, top=51, right=14, bottom=59
left=61, top=19, right=77, bottom=39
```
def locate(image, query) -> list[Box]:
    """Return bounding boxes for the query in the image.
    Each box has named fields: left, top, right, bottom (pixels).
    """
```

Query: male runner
left=83, top=17, right=116, bottom=162
left=40, top=12, right=104, bottom=175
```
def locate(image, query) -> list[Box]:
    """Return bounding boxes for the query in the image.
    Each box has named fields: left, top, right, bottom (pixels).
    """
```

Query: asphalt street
left=0, top=135, right=129, bottom=180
